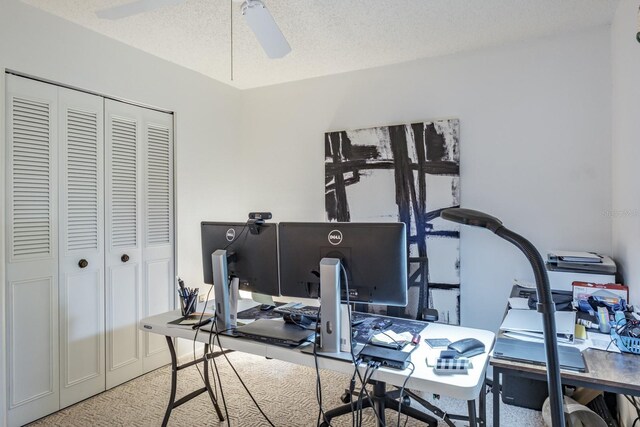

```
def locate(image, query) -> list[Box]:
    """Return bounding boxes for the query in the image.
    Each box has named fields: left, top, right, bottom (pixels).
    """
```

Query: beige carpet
left=28, top=351, right=544, bottom=426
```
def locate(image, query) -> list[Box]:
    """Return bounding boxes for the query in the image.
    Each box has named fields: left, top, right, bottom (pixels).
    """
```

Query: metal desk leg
left=493, top=367, right=501, bottom=427
left=162, top=336, right=179, bottom=427
left=479, top=378, right=487, bottom=426
left=161, top=336, right=225, bottom=427
left=468, top=399, right=478, bottom=427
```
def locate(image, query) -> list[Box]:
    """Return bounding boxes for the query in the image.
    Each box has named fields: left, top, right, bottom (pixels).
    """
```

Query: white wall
left=239, top=27, right=613, bottom=332
left=0, top=1, right=242, bottom=423
left=612, top=0, right=640, bottom=309
left=611, top=11, right=640, bottom=423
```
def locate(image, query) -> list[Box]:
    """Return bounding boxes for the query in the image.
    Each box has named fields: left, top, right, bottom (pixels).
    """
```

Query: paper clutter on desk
left=508, top=297, right=531, bottom=310
left=370, top=330, right=412, bottom=349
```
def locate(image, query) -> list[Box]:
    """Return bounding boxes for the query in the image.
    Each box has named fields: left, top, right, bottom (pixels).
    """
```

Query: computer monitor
left=278, top=222, right=408, bottom=306
left=201, top=222, right=279, bottom=297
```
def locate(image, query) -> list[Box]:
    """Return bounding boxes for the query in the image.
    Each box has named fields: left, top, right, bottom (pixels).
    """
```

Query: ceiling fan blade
left=96, top=0, right=185, bottom=20
left=242, top=0, right=291, bottom=59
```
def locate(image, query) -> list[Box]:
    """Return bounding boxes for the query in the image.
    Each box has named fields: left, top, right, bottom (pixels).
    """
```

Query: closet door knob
left=78, top=259, right=89, bottom=268
left=121, top=254, right=130, bottom=263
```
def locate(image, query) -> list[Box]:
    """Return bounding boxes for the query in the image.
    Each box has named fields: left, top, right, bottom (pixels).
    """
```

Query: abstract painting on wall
left=325, top=119, right=461, bottom=324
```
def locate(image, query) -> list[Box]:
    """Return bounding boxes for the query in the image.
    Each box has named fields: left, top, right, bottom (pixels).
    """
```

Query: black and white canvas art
left=325, top=119, right=461, bottom=324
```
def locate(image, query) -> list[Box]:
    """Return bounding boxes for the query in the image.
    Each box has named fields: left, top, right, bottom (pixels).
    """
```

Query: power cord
left=212, top=313, right=276, bottom=426
left=313, top=311, right=332, bottom=427
left=396, top=361, right=415, bottom=427
left=191, top=282, right=215, bottom=395
left=356, top=362, right=382, bottom=427
left=624, top=395, right=640, bottom=427
left=341, top=264, right=387, bottom=427
left=207, top=295, right=231, bottom=425
left=191, top=220, right=249, bottom=424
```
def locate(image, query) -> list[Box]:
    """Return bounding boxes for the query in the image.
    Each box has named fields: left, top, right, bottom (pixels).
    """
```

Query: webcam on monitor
left=248, top=212, right=272, bottom=235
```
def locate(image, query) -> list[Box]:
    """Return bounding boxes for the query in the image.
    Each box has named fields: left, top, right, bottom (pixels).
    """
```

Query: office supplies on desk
left=448, top=338, right=485, bottom=358
left=358, top=344, right=411, bottom=370
left=370, top=330, right=411, bottom=350
left=350, top=312, right=426, bottom=346
left=434, top=358, right=472, bottom=374
left=597, top=306, right=611, bottom=333
left=411, top=333, right=421, bottom=345
left=500, top=309, right=576, bottom=343
left=167, top=313, right=213, bottom=327
left=439, top=350, right=457, bottom=359
left=610, top=317, right=640, bottom=354
left=574, top=324, right=587, bottom=340
left=508, top=297, right=530, bottom=310
left=177, top=277, right=198, bottom=317
left=493, top=337, right=586, bottom=372
left=573, top=281, right=628, bottom=305
left=425, top=338, right=451, bottom=348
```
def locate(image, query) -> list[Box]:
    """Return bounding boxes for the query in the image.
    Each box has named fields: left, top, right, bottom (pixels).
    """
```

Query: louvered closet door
left=5, top=75, right=60, bottom=427
left=104, top=100, right=144, bottom=388
left=58, top=88, right=105, bottom=407
left=142, top=109, right=174, bottom=373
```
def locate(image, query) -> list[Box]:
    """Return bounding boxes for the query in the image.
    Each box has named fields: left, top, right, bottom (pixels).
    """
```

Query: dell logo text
left=225, top=228, right=236, bottom=242
left=328, top=230, right=343, bottom=245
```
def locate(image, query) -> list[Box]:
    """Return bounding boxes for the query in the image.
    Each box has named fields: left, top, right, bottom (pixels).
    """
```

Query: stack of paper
left=370, top=331, right=412, bottom=348
left=500, top=309, right=576, bottom=344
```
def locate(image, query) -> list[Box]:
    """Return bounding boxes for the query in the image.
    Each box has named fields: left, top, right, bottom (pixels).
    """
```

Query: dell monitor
left=278, top=222, right=408, bottom=306
left=201, top=222, right=279, bottom=297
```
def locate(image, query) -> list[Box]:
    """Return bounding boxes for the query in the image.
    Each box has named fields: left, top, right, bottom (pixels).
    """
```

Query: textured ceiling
left=21, top=0, right=619, bottom=89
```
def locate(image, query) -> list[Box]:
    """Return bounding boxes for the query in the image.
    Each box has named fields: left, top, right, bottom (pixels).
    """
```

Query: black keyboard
left=274, top=303, right=319, bottom=319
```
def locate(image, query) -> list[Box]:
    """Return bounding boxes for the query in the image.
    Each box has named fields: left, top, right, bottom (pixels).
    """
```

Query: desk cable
left=624, top=395, right=640, bottom=427
left=340, top=264, right=388, bottom=427
left=355, top=363, right=374, bottom=427
left=191, top=283, right=218, bottom=399
left=396, top=361, right=415, bottom=427
left=207, top=323, right=231, bottom=424
left=355, top=361, right=382, bottom=427
left=189, top=222, right=250, bottom=413
left=313, top=313, right=327, bottom=426
left=209, top=318, right=276, bottom=427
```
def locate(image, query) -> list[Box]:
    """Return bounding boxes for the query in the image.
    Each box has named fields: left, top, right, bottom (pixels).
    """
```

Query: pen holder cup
left=179, top=294, right=196, bottom=317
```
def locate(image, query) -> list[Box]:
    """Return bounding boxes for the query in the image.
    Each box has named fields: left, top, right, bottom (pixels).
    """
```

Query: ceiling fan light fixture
left=241, top=0, right=291, bottom=59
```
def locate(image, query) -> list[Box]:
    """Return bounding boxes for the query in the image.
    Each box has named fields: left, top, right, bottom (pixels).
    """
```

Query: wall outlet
left=198, top=294, right=206, bottom=303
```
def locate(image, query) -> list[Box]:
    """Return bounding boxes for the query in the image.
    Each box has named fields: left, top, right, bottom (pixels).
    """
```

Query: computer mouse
left=448, top=338, right=485, bottom=358
left=259, top=304, right=275, bottom=311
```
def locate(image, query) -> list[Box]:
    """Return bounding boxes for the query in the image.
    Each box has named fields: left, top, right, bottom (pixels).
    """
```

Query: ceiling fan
left=95, top=0, right=291, bottom=59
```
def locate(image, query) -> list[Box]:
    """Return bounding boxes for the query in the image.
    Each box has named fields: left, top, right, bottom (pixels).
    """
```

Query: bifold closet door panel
left=58, top=87, right=106, bottom=408
left=104, top=99, right=144, bottom=389
left=5, top=75, right=60, bottom=427
left=142, top=109, right=174, bottom=372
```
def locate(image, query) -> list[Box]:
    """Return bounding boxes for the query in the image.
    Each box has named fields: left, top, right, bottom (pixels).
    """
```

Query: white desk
left=140, top=300, right=495, bottom=426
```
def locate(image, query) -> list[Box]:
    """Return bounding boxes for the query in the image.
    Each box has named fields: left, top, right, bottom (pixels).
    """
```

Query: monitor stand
left=211, top=249, right=239, bottom=335
left=303, top=257, right=357, bottom=361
